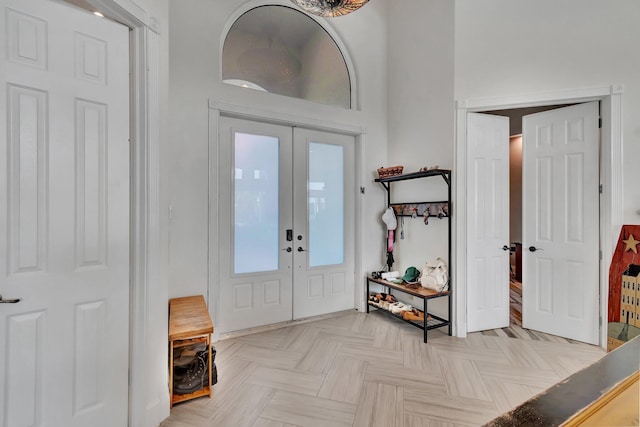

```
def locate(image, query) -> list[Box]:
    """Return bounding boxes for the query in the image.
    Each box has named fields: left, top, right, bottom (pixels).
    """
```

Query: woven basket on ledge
left=377, top=165, right=404, bottom=178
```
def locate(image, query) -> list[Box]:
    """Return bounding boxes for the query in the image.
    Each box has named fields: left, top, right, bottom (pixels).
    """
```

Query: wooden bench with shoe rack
left=366, top=276, right=451, bottom=343
left=168, top=295, right=214, bottom=407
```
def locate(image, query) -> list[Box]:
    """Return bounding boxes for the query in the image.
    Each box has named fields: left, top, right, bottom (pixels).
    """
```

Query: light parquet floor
left=161, top=311, right=604, bottom=427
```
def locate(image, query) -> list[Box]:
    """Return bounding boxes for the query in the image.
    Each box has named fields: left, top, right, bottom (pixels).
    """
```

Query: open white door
left=522, top=101, right=600, bottom=345
left=0, top=1, right=130, bottom=425
left=466, top=113, right=511, bottom=332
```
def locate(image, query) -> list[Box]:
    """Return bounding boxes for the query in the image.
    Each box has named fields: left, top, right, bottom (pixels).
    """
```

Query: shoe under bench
left=168, top=295, right=214, bottom=407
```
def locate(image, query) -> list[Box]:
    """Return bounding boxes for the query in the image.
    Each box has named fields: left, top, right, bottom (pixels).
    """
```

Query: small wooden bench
left=168, top=295, right=214, bottom=407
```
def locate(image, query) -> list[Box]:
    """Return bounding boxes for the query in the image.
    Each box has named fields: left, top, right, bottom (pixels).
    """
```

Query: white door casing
left=456, top=87, right=623, bottom=347
left=292, top=128, right=355, bottom=320
left=522, top=102, right=600, bottom=345
left=0, top=0, right=130, bottom=425
left=466, top=113, right=511, bottom=332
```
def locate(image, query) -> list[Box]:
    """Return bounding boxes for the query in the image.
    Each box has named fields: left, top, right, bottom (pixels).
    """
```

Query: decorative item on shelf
left=290, top=0, right=369, bottom=17
left=419, top=165, right=440, bottom=172
left=421, top=258, right=449, bottom=292
left=402, top=266, right=421, bottom=284
left=377, top=165, right=404, bottom=178
left=380, top=271, right=400, bottom=280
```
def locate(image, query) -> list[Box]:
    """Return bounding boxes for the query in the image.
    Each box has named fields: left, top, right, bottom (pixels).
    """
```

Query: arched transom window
left=223, top=5, right=351, bottom=109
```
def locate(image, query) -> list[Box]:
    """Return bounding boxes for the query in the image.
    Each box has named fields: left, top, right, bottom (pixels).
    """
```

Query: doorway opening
left=456, top=86, right=623, bottom=349
left=216, top=116, right=356, bottom=335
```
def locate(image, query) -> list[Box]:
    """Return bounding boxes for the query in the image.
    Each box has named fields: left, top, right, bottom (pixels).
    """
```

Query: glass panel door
left=293, top=128, right=355, bottom=319
left=218, top=117, right=355, bottom=333
left=308, top=142, right=344, bottom=267
left=233, top=132, right=280, bottom=274
left=218, top=117, right=293, bottom=333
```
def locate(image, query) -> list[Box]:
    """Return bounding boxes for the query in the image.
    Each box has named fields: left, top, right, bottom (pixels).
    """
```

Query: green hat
left=402, top=266, right=420, bottom=283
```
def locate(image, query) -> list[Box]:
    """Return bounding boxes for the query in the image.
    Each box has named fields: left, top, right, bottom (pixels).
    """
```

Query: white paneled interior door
left=522, top=102, right=600, bottom=345
left=0, top=0, right=130, bottom=426
left=218, top=118, right=355, bottom=333
left=466, top=113, right=511, bottom=332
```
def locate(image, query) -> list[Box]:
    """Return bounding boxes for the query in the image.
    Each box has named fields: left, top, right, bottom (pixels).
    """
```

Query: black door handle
left=502, top=245, right=509, bottom=251
left=297, top=247, right=307, bottom=252
left=529, top=246, right=542, bottom=252
left=0, top=294, right=21, bottom=303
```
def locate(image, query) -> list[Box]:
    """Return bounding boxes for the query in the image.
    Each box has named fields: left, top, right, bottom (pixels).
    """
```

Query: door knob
left=528, top=246, right=542, bottom=252
left=282, top=247, right=292, bottom=252
left=297, top=247, right=307, bottom=252
left=502, top=245, right=510, bottom=251
left=0, top=294, right=21, bottom=303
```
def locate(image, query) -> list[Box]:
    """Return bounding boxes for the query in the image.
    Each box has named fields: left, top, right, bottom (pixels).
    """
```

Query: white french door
left=218, top=117, right=355, bottom=333
left=0, top=0, right=130, bottom=425
left=466, top=113, right=511, bottom=332
left=522, top=102, right=600, bottom=345
left=292, top=128, right=355, bottom=319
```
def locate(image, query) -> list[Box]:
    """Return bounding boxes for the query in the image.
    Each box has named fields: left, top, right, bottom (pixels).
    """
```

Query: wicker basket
left=377, top=165, right=404, bottom=178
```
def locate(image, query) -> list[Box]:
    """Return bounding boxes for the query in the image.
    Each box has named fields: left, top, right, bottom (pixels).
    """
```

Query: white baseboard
left=217, top=309, right=356, bottom=341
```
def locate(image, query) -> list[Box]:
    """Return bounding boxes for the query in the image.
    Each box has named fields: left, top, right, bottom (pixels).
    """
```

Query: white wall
left=454, top=0, right=640, bottom=223
left=167, top=0, right=389, bottom=313
left=165, top=0, right=640, bottom=335
left=386, top=0, right=455, bottom=293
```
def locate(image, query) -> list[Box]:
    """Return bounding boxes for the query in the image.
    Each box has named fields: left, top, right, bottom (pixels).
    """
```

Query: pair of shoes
left=173, top=343, right=207, bottom=367
left=389, top=302, right=412, bottom=315
left=402, top=308, right=425, bottom=322
left=375, top=293, right=397, bottom=303
left=211, top=362, right=218, bottom=386
left=174, top=345, right=205, bottom=380
left=209, top=345, right=218, bottom=386
left=174, top=348, right=209, bottom=394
